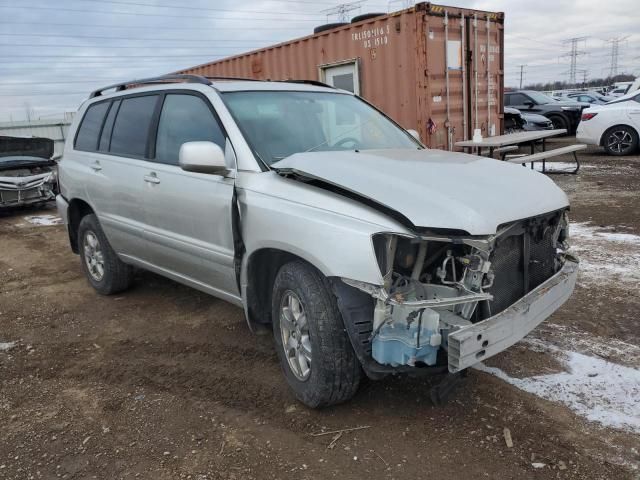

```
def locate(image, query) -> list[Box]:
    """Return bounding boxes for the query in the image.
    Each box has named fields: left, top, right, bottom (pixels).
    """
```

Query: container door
left=467, top=13, right=503, bottom=140
left=321, top=61, right=360, bottom=94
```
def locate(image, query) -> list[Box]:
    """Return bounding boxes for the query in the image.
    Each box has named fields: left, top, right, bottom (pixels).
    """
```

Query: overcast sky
left=0, top=0, right=638, bottom=122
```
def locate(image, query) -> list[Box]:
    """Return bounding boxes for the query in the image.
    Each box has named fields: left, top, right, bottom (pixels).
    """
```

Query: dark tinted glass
left=110, top=95, right=158, bottom=157
left=98, top=99, right=120, bottom=152
left=75, top=101, right=110, bottom=151
left=155, top=94, right=225, bottom=165
left=508, top=93, right=528, bottom=105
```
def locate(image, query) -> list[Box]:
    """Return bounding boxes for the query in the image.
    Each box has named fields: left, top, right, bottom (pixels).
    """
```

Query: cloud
left=0, top=0, right=637, bottom=121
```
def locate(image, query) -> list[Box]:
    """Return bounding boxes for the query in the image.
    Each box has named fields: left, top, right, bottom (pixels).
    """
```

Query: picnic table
left=455, top=129, right=567, bottom=158
left=454, top=128, right=585, bottom=174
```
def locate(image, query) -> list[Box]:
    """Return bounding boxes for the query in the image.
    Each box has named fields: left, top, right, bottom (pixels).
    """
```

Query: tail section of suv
left=57, top=75, right=578, bottom=407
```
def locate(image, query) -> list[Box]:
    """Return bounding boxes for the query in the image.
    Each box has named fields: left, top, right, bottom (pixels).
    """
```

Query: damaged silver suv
left=57, top=75, right=578, bottom=407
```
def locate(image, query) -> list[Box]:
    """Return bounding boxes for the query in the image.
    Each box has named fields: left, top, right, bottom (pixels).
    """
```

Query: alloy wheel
left=83, top=231, right=105, bottom=282
left=279, top=290, right=312, bottom=381
left=607, top=130, right=633, bottom=154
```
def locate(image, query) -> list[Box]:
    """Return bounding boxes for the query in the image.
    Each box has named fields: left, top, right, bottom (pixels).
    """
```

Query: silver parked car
left=57, top=75, right=578, bottom=407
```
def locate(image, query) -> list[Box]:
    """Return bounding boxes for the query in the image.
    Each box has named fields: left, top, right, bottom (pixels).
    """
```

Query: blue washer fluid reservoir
left=372, top=308, right=442, bottom=367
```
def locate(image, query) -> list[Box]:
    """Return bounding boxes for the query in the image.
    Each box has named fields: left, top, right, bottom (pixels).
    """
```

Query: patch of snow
left=569, top=222, right=640, bottom=287
left=538, top=324, right=640, bottom=367
left=571, top=222, right=640, bottom=245
left=533, top=162, right=580, bottom=173
left=0, top=341, right=17, bottom=352
left=476, top=342, right=640, bottom=434
left=22, top=214, right=62, bottom=226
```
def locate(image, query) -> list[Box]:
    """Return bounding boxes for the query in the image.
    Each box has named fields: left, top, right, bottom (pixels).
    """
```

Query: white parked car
left=576, top=90, right=640, bottom=155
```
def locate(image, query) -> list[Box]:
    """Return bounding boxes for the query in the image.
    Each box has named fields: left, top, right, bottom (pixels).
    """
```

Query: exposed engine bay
left=343, top=209, right=571, bottom=372
left=0, top=136, right=57, bottom=208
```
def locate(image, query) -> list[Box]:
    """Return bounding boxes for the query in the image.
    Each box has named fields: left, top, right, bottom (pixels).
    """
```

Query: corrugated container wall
left=178, top=2, right=504, bottom=150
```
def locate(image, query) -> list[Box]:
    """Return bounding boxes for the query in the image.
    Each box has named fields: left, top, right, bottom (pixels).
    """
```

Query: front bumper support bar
left=447, top=257, right=579, bottom=372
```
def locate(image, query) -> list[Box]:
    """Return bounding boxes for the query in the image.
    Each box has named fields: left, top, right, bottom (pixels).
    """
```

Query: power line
left=3, top=43, right=266, bottom=50
left=0, top=33, right=274, bottom=43
left=0, top=21, right=313, bottom=31
left=74, top=0, right=327, bottom=15
left=0, top=54, right=239, bottom=59
left=0, top=4, right=320, bottom=21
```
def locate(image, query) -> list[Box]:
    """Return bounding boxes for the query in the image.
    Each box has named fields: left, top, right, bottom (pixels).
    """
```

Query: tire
left=602, top=125, right=639, bottom=156
left=78, top=214, right=133, bottom=295
left=272, top=261, right=362, bottom=408
left=313, top=22, right=348, bottom=34
left=351, top=12, right=385, bottom=23
left=547, top=114, right=568, bottom=132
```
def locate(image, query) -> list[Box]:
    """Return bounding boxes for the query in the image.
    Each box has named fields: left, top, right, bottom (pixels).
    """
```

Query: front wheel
left=272, top=261, right=362, bottom=408
left=78, top=214, right=133, bottom=295
left=603, top=126, right=639, bottom=156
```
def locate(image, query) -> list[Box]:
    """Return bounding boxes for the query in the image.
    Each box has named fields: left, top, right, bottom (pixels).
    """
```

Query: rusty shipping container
left=178, top=2, right=504, bottom=150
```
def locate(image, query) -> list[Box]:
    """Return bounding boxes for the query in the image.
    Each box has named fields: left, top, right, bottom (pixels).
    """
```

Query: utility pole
left=604, top=36, right=629, bottom=77
left=560, top=36, right=588, bottom=86
left=517, top=64, right=527, bottom=89
left=576, top=69, right=588, bottom=89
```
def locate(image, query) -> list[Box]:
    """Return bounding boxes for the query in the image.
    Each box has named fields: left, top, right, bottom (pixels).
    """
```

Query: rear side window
left=98, top=99, right=121, bottom=152
left=75, top=101, right=110, bottom=151
left=110, top=95, right=158, bottom=158
left=154, top=94, right=226, bottom=165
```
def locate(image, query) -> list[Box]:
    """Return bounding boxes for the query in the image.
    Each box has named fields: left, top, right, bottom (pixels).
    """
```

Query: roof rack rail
left=89, top=74, right=212, bottom=98
left=204, top=76, right=262, bottom=82
left=278, top=79, right=335, bottom=89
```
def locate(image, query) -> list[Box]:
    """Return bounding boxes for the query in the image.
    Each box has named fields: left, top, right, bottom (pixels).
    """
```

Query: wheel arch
left=242, top=247, right=332, bottom=333
left=67, top=198, right=95, bottom=254
left=599, top=123, right=640, bottom=146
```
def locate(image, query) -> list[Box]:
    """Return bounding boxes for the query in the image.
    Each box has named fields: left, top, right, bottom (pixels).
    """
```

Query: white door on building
left=321, top=62, right=360, bottom=94
left=320, top=62, right=361, bottom=145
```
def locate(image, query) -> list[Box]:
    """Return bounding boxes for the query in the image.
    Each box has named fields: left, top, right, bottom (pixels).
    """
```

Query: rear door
left=142, top=92, right=239, bottom=298
left=77, top=94, right=160, bottom=261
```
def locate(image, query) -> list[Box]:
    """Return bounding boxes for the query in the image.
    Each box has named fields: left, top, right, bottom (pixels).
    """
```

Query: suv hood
left=272, top=149, right=569, bottom=235
left=0, top=136, right=54, bottom=159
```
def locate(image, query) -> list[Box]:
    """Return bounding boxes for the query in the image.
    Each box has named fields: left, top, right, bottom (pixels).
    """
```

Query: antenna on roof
left=320, top=1, right=364, bottom=22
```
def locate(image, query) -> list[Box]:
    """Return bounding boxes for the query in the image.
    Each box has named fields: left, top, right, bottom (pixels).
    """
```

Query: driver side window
left=154, top=94, right=226, bottom=166
left=509, top=93, right=529, bottom=105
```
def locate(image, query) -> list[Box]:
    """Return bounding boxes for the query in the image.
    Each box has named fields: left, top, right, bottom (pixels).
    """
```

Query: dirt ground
left=1, top=140, right=639, bottom=480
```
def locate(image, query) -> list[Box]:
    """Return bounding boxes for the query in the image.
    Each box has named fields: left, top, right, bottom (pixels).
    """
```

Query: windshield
left=221, top=91, right=420, bottom=166
left=526, top=91, right=558, bottom=104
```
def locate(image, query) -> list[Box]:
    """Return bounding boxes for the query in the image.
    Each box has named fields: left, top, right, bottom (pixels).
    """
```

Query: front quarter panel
left=237, top=171, right=410, bottom=286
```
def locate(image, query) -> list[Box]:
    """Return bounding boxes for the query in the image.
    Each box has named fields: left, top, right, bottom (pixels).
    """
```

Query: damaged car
left=56, top=75, right=579, bottom=407
left=0, top=136, right=58, bottom=209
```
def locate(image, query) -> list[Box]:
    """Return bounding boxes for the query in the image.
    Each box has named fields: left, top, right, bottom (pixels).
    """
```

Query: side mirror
left=179, top=141, right=228, bottom=175
left=523, top=100, right=535, bottom=108
left=407, top=129, right=421, bottom=142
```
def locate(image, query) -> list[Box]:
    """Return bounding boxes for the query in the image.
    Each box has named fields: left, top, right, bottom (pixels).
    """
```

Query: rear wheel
left=272, top=261, right=361, bottom=407
left=78, top=214, right=133, bottom=295
left=603, top=126, right=639, bottom=156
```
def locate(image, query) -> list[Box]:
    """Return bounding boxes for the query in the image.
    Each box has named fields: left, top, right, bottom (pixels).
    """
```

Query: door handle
left=144, top=173, right=161, bottom=184
left=90, top=161, right=102, bottom=172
